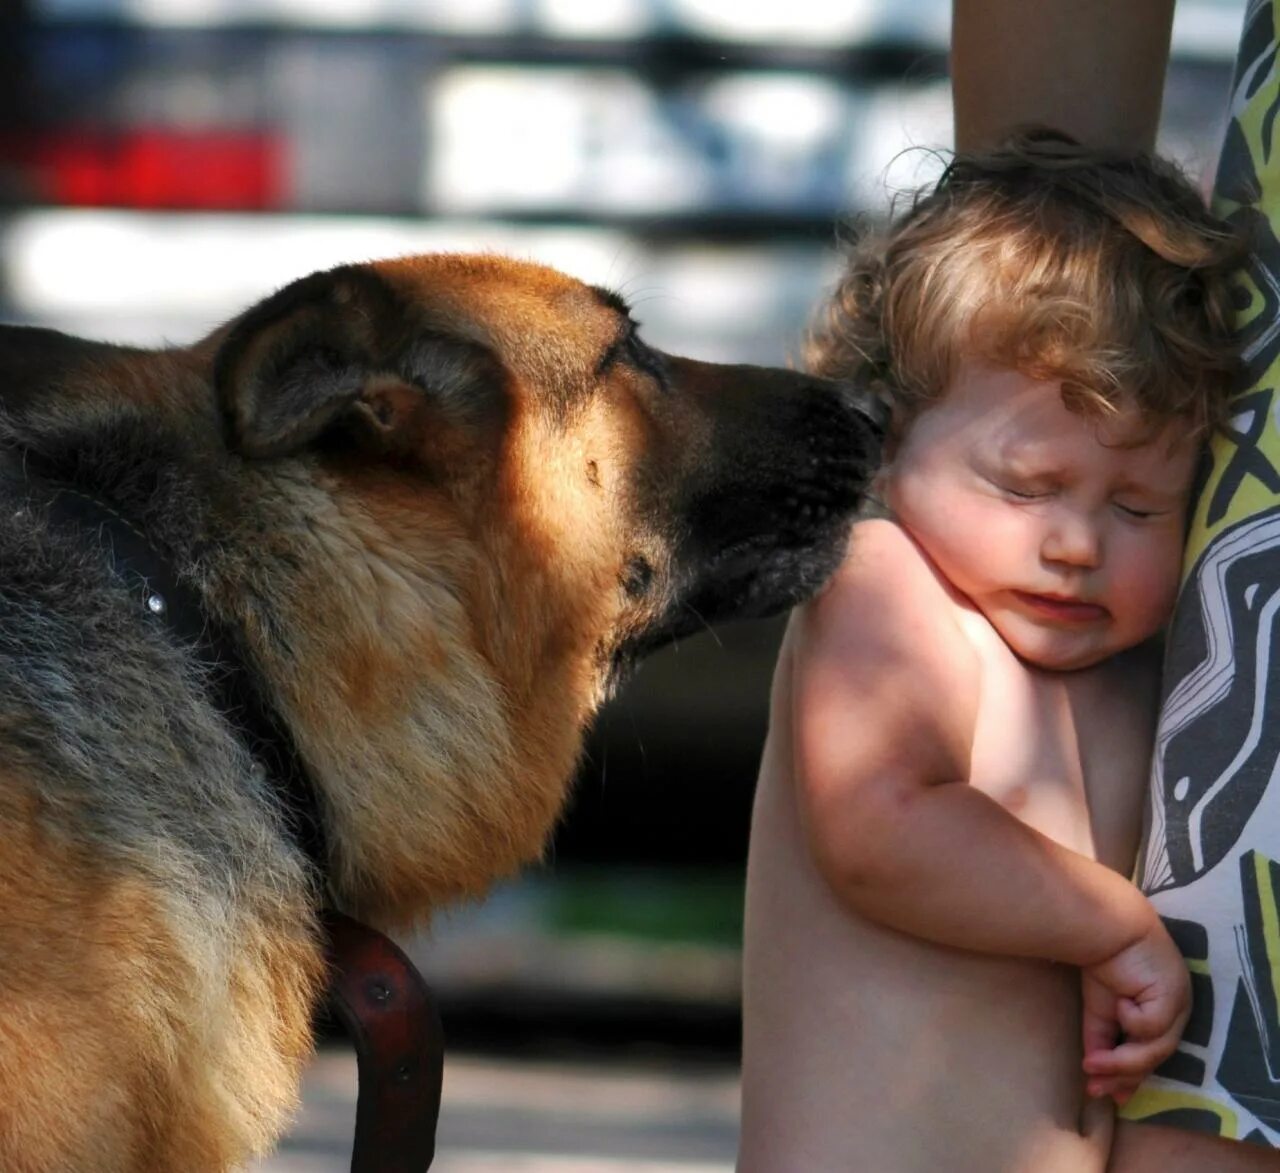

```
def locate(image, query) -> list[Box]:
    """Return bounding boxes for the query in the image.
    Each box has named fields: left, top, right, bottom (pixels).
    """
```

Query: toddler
left=738, top=134, right=1242, bottom=1172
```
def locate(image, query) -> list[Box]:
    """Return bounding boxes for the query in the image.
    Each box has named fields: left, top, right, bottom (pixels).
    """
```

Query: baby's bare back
left=739, top=521, right=1159, bottom=1173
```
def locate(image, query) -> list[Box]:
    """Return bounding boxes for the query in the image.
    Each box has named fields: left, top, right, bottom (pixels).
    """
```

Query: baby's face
left=882, top=361, right=1199, bottom=671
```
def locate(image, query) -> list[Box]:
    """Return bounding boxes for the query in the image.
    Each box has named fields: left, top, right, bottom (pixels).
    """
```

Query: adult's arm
left=951, top=0, right=1177, bottom=152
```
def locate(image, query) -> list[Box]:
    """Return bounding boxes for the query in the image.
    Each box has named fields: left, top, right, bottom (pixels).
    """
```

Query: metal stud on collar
left=146, top=591, right=167, bottom=616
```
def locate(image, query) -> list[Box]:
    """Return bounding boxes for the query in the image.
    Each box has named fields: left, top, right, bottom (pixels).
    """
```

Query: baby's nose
left=1041, top=511, right=1102, bottom=569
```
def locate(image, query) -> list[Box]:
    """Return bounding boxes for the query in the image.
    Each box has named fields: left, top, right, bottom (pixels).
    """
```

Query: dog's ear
left=214, top=265, right=394, bottom=459
left=216, top=263, right=507, bottom=460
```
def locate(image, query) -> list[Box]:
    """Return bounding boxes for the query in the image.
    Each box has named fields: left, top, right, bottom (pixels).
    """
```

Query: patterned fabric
left=1120, top=0, right=1280, bottom=1145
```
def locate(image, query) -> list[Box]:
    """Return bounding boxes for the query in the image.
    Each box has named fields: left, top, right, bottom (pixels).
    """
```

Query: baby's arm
left=793, top=522, right=1187, bottom=1095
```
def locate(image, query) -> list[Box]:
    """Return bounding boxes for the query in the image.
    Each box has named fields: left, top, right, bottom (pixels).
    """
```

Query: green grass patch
left=546, top=868, right=745, bottom=947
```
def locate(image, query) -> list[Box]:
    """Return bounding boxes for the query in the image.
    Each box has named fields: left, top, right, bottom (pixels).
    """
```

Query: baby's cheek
left=939, top=503, right=1027, bottom=572
left=1119, top=538, right=1184, bottom=634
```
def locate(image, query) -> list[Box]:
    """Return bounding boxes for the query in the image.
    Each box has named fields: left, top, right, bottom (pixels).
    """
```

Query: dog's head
left=208, top=253, right=882, bottom=914
left=216, top=255, right=883, bottom=704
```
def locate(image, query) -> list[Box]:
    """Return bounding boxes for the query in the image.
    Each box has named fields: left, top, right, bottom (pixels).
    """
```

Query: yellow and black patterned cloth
left=1121, top=0, right=1280, bottom=1146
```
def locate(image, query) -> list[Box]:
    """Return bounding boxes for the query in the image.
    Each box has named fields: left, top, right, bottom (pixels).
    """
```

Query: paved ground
left=254, top=874, right=744, bottom=1171
left=254, top=1047, right=740, bottom=1172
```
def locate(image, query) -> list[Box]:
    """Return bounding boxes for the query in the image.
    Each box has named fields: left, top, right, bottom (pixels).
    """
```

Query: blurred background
left=0, top=0, right=1243, bottom=1167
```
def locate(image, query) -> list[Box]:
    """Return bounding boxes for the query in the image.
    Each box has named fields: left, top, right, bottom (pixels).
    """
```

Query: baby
left=738, top=134, right=1242, bottom=1172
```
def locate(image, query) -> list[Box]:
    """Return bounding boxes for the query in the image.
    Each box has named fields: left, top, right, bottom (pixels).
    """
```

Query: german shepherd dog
left=0, top=253, right=880, bottom=1170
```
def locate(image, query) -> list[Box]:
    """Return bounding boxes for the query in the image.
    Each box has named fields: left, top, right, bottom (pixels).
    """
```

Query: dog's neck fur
left=5, top=345, right=592, bottom=928
left=202, top=470, right=594, bottom=926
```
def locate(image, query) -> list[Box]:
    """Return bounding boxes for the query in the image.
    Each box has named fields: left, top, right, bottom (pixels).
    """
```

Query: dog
left=0, top=252, right=881, bottom=1170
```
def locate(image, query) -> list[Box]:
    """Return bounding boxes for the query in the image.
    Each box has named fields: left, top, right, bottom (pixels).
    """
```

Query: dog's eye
left=623, top=335, right=669, bottom=391
left=596, top=336, right=627, bottom=378
left=598, top=323, right=668, bottom=392
left=620, top=555, right=654, bottom=599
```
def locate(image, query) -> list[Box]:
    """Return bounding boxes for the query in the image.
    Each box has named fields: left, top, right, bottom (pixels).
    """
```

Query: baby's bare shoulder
left=810, top=519, right=970, bottom=658
left=793, top=519, right=979, bottom=780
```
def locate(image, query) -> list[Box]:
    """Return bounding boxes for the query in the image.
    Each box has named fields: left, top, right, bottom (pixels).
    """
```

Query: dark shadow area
left=437, top=991, right=741, bottom=1064
left=553, top=615, right=786, bottom=868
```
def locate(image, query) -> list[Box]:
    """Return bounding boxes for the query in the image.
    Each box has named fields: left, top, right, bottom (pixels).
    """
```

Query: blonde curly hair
left=807, top=130, right=1244, bottom=441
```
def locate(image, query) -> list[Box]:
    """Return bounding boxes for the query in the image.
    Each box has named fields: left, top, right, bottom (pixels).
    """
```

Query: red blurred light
left=0, top=128, right=288, bottom=210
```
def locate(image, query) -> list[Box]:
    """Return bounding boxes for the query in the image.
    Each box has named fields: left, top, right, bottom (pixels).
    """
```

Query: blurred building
left=0, top=0, right=1245, bottom=1008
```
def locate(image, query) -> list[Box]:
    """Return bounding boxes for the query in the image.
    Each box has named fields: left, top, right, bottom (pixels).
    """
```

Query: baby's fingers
left=1082, top=1012, right=1117, bottom=1061
left=1085, top=1074, right=1140, bottom=1104
left=1080, top=978, right=1119, bottom=1060
left=1116, top=991, right=1189, bottom=1044
left=1082, top=1036, right=1173, bottom=1083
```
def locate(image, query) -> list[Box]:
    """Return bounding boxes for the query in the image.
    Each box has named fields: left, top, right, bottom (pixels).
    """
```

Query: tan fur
left=0, top=781, right=323, bottom=1170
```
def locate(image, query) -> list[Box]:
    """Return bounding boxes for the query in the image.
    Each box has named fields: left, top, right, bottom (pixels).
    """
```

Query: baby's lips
left=1012, top=590, right=1110, bottom=622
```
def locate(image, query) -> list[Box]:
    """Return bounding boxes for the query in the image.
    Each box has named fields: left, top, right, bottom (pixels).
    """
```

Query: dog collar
left=4, top=453, right=331, bottom=881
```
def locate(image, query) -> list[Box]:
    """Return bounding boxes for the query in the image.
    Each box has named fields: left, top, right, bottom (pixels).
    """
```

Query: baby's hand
left=1079, top=919, right=1190, bottom=1104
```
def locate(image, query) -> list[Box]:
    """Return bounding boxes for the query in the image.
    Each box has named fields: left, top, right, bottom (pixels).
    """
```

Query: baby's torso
left=739, top=524, right=1159, bottom=1173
